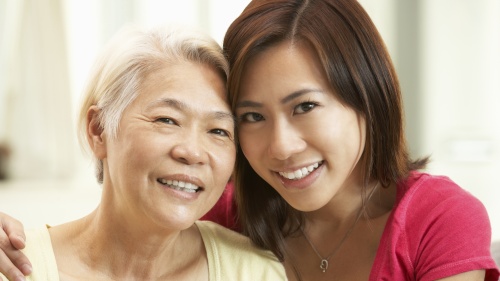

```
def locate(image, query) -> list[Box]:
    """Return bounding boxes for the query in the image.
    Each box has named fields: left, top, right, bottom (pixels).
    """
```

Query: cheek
left=239, top=139, right=269, bottom=181
left=328, top=116, right=366, bottom=164
left=238, top=131, right=262, bottom=163
left=118, top=133, right=165, bottom=174
left=212, top=144, right=237, bottom=180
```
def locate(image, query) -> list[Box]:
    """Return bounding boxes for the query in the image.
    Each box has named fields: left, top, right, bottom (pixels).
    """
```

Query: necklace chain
left=300, top=182, right=380, bottom=273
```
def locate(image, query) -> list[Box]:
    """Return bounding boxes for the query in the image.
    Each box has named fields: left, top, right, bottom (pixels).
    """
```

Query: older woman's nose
left=171, top=131, right=208, bottom=165
left=267, top=121, right=306, bottom=161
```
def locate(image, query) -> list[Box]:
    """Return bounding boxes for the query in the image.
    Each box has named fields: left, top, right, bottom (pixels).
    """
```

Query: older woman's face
left=102, top=61, right=235, bottom=230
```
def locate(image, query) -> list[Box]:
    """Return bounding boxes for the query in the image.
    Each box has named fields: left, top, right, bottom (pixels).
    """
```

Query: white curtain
left=1, top=0, right=76, bottom=180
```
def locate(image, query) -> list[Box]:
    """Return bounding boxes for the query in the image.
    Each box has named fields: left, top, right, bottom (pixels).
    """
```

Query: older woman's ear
left=86, top=105, right=106, bottom=159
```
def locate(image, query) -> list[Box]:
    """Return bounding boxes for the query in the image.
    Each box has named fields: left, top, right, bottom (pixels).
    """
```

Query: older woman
left=0, top=24, right=286, bottom=281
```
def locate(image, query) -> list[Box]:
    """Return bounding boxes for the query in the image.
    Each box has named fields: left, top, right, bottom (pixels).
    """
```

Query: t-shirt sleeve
left=406, top=177, right=499, bottom=280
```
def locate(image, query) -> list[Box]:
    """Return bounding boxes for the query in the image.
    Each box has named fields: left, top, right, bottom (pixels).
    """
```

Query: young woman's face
left=100, top=61, right=236, bottom=230
left=236, top=41, right=366, bottom=212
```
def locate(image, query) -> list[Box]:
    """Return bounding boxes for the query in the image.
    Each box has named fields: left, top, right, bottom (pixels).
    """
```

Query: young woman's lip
left=275, top=163, right=323, bottom=190
left=274, top=161, right=323, bottom=177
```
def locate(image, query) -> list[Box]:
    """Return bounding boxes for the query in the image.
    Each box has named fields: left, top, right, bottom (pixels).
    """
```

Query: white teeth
left=294, top=170, right=303, bottom=178
left=279, top=162, right=321, bottom=180
left=159, top=179, right=200, bottom=193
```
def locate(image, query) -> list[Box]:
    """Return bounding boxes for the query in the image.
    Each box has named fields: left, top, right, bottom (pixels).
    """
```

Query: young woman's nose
left=267, top=120, right=306, bottom=160
left=170, top=130, right=209, bottom=165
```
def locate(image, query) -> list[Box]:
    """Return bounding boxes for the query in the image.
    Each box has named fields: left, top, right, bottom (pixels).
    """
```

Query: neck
left=50, top=205, right=205, bottom=280
left=283, top=181, right=395, bottom=280
left=307, top=180, right=380, bottom=227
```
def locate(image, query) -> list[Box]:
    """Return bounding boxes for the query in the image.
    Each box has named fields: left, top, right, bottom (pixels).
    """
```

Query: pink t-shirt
left=370, top=172, right=499, bottom=280
left=202, top=173, right=500, bottom=280
left=200, top=182, right=240, bottom=232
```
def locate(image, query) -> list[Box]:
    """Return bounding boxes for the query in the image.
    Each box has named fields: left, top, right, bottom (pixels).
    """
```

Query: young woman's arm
left=0, top=212, right=32, bottom=281
left=436, top=270, right=485, bottom=281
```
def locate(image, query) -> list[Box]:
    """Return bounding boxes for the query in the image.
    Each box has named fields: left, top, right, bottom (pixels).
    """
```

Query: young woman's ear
left=87, top=106, right=106, bottom=159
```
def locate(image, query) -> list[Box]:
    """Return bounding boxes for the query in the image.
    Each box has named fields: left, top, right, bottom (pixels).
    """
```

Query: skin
left=5, top=60, right=237, bottom=281
left=236, top=40, right=485, bottom=281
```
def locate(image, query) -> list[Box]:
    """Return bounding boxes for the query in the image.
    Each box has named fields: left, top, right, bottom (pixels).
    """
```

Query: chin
left=153, top=209, right=200, bottom=230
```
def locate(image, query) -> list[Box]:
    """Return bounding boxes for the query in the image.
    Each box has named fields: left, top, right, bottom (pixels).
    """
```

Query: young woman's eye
left=239, top=112, right=264, bottom=123
left=294, top=102, right=318, bottom=114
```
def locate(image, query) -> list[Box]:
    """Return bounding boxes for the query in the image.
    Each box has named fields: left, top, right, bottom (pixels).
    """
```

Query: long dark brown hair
left=223, top=0, right=428, bottom=261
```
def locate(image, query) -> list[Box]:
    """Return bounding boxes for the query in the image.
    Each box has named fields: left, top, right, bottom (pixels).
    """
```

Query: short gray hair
left=77, top=24, right=229, bottom=183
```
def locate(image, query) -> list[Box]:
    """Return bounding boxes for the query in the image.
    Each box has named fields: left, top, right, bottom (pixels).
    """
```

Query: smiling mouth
left=157, top=179, right=202, bottom=193
left=278, top=161, right=323, bottom=180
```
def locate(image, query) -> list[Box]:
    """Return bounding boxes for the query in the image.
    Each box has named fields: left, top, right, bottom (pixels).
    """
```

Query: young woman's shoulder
left=384, top=171, right=499, bottom=280
left=397, top=171, right=487, bottom=218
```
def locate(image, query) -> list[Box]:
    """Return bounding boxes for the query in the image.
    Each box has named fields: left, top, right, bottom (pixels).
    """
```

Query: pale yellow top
left=1, top=221, right=287, bottom=281
left=0, top=226, right=59, bottom=281
left=197, top=220, right=287, bottom=280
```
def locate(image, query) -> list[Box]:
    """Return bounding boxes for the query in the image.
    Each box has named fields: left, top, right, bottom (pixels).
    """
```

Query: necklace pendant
left=320, top=259, right=328, bottom=272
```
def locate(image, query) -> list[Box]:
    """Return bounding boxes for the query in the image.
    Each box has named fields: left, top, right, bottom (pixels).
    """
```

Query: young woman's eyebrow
left=280, top=88, right=323, bottom=104
left=235, top=100, right=262, bottom=109
left=236, top=88, right=324, bottom=109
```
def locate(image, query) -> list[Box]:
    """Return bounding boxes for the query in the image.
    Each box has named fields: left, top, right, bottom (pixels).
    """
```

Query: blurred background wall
left=0, top=0, right=499, bottom=242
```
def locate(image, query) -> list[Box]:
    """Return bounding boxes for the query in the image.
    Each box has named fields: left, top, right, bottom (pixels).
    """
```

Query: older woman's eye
left=210, top=128, right=231, bottom=137
left=294, top=102, right=317, bottom=114
left=239, top=112, right=264, bottom=123
left=157, top=117, right=176, bottom=125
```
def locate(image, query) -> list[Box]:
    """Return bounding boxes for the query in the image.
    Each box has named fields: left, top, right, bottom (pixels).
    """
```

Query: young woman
left=223, top=0, right=499, bottom=280
left=1, top=0, right=499, bottom=280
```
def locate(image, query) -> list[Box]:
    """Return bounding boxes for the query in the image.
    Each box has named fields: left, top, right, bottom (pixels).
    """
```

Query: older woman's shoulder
left=0, top=226, right=60, bottom=281
left=195, top=220, right=287, bottom=280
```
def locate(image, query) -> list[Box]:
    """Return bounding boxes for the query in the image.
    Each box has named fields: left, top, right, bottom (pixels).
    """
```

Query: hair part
left=77, top=24, right=229, bottom=183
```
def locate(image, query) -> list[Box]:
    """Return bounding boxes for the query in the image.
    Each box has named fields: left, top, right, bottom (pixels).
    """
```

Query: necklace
left=300, top=182, right=380, bottom=273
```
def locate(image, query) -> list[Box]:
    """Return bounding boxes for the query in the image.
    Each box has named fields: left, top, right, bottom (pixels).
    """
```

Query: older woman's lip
left=158, top=174, right=205, bottom=189
left=157, top=178, right=202, bottom=192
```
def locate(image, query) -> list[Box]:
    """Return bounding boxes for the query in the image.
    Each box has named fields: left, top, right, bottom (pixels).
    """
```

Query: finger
left=0, top=213, right=26, bottom=250
left=6, top=235, right=24, bottom=252
left=0, top=242, right=28, bottom=281
left=0, top=217, right=31, bottom=280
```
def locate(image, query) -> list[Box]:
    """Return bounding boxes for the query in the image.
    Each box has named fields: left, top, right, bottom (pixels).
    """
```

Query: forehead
left=134, top=60, right=230, bottom=112
left=239, top=41, right=329, bottom=100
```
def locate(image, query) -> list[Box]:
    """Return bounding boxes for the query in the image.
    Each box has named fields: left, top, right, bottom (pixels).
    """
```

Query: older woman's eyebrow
left=211, top=111, right=237, bottom=126
left=146, top=98, right=186, bottom=111
left=146, top=98, right=236, bottom=125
